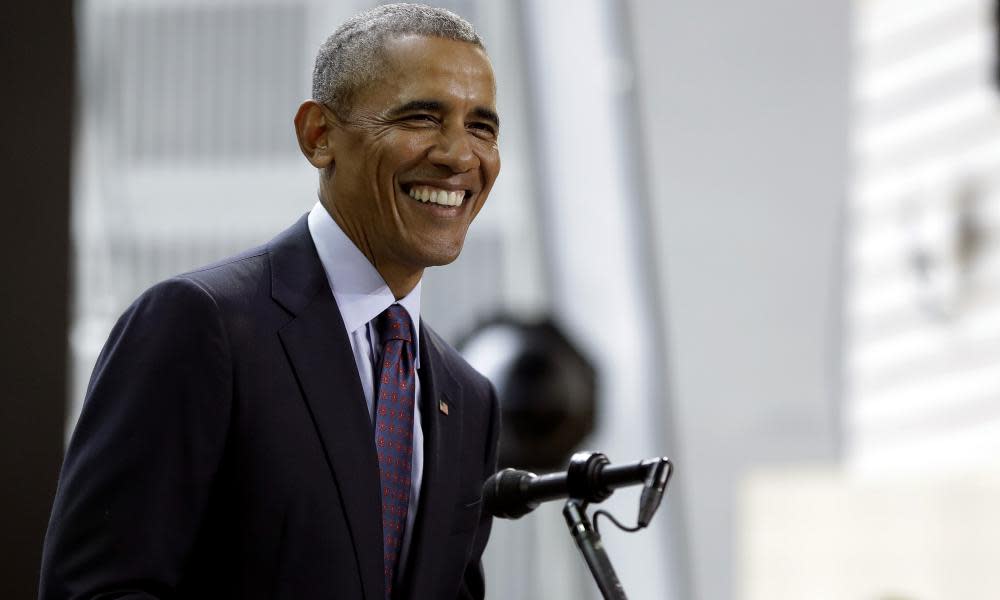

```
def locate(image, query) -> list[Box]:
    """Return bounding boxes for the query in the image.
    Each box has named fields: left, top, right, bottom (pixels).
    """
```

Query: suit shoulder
left=174, top=245, right=271, bottom=303
left=113, top=246, right=272, bottom=344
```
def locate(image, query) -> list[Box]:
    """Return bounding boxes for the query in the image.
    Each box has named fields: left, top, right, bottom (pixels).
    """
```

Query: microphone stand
left=563, top=499, right=628, bottom=600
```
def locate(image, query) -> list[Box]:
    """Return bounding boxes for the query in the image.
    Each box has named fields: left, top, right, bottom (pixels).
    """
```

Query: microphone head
left=637, top=457, right=672, bottom=527
left=482, top=468, right=538, bottom=519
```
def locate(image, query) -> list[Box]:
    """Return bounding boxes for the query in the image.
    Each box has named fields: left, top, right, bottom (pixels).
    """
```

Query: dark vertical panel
left=0, top=1, right=73, bottom=597
left=995, top=0, right=1000, bottom=90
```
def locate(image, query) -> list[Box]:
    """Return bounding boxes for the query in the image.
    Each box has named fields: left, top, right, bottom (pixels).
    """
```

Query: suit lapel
left=269, top=216, right=383, bottom=600
left=401, top=326, right=463, bottom=599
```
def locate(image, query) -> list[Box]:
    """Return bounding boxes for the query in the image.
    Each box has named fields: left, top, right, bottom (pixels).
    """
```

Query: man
left=40, top=4, right=501, bottom=599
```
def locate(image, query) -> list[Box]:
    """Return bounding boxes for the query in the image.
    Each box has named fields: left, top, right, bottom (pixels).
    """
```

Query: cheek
left=479, top=148, right=501, bottom=186
left=376, top=133, right=431, bottom=174
left=472, top=138, right=499, bottom=169
left=362, top=134, right=420, bottom=175
left=488, top=151, right=500, bottom=179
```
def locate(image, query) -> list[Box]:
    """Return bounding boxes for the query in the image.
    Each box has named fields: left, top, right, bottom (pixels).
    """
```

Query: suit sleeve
left=456, top=381, right=501, bottom=600
left=39, top=277, right=232, bottom=600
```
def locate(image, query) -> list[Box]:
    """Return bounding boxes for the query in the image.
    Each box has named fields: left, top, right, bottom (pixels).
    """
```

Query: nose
left=427, top=124, right=478, bottom=174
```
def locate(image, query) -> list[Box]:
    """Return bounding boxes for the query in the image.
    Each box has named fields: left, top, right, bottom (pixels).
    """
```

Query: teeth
left=407, top=186, right=465, bottom=207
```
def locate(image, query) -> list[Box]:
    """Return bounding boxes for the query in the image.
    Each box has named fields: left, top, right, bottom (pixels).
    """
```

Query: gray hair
left=312, top=3, right=485, bottom=118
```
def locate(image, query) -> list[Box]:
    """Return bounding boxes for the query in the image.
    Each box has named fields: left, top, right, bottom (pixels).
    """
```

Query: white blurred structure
left=848, top=0, right=1000, bottom=472
left=740, top=468, right=1000, bottom=600
left=738, top=2, right=1000, bottom=600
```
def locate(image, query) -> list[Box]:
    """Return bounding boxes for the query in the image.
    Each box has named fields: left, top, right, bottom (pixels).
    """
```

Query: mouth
left=401, top=183, right=472, bottom=208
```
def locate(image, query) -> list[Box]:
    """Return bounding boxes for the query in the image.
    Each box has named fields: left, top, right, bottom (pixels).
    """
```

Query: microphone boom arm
left=484, top=452, right=675, bottom=600
left=485, top=452, right=673, bottom=521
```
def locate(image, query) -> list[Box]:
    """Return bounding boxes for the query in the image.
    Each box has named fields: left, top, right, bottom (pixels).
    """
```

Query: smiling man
left=298, top=26, right=499, bottom=298
left=40, top=5, right=501, bottom=600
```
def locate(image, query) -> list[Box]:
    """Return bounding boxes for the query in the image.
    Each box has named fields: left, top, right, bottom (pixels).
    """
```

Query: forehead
left=365, top=34, right=496, bottom=109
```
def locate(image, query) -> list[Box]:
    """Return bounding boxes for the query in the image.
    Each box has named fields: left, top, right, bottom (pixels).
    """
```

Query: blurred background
left=3, top=0, right=1000, bottom=598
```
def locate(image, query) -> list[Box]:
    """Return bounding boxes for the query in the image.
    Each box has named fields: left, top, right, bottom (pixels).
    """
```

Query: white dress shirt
left=307, top=201, right=424, bottom=573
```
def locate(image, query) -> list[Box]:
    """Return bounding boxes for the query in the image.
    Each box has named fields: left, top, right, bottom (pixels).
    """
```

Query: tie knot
left=376, top=304, right=414, bottom=343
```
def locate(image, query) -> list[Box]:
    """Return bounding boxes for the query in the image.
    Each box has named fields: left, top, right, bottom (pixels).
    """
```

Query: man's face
left=325, top=34, right=500, bottom=272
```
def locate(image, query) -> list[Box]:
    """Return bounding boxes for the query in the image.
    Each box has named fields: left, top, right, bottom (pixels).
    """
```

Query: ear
left=293, top=100, right=336, bottom=169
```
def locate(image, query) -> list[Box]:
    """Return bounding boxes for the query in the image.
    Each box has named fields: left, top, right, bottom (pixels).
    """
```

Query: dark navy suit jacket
left=40, top=215, right=500, bottom=599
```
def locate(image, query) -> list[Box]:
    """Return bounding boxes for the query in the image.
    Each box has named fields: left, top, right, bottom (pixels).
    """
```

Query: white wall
left=628, top=1, right=849, bottom=598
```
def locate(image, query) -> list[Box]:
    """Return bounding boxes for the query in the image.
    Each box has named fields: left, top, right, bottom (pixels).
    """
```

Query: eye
left=468, top=122, right=497, bottom=139
left=403, top=113, right=439, bottom=125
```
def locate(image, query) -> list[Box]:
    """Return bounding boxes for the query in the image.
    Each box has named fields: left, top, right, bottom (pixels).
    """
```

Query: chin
left=410, top=239, right=465, bottom=268
left=422, top=248, right=463, bottom=267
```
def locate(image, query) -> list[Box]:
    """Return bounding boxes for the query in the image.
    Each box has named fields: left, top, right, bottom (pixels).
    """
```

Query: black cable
left=592, top=509, right=642, bottom=537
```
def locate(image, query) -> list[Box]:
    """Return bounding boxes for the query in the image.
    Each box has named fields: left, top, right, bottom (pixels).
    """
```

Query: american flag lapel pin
left=439, top=399, right=449, bottom=416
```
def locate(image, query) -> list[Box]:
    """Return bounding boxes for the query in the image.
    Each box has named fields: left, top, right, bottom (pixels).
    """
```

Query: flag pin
left=439, top=400, right=449, bottom=415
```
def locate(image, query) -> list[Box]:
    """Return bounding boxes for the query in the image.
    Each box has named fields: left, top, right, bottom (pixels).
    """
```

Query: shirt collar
left=307, top=202, right=422, bottom=365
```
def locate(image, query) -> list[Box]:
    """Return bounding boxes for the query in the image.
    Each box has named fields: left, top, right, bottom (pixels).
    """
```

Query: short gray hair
left=312, top=3, right=485, bottom=118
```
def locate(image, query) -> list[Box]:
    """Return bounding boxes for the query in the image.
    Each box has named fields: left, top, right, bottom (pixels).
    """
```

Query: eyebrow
left=389, top=100, right=500, bottom=130
left=390, top=100, right=443, bottom=116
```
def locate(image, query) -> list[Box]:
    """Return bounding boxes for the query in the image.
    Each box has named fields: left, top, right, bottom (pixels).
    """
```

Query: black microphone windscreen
left=482, top=468, right=536, bottom=519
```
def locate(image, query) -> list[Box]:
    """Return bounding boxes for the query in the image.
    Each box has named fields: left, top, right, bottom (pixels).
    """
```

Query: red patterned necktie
left=373, top=304, right=416, bottom=599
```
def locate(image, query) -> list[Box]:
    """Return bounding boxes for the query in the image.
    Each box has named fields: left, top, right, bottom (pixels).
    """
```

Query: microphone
left=482, top=451, right=672, bottom=520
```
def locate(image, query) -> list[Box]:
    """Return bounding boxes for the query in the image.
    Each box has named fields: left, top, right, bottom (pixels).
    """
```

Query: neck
left=377, top=264, right=423, bottom=301
left=320, top=193, right=423, bottom=301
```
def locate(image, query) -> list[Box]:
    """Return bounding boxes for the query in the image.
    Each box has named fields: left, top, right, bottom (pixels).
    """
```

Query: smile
left=406, top=185, right=467, bottom=207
